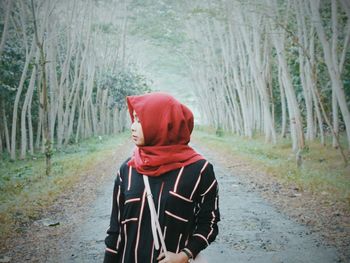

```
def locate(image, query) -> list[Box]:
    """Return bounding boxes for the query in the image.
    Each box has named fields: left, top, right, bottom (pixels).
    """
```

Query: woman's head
left=126, top=92, right=194, bottom=147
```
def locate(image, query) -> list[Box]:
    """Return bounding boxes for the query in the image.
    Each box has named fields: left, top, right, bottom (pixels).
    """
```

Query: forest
left=0, top=0, right=349, bottom=165
left=0, top=0, right=350, bottom=262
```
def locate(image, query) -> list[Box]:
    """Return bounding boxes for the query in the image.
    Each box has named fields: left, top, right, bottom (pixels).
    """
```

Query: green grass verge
left=193, top=126, right=350, bottom=206
left=0, top=133, right=129, bottom=237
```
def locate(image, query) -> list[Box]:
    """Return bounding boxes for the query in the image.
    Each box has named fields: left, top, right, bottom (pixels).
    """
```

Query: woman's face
left=131, top=110, right=145, bottom=146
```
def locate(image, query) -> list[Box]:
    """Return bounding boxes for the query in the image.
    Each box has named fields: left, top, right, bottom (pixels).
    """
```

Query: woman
left=103, top=92, right=220, bottom=263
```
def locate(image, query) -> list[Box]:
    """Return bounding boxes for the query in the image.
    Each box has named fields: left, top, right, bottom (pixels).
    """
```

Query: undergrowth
left=193, top=126, right=350, bottom=207
left=0, top=133, right=129, bottom=238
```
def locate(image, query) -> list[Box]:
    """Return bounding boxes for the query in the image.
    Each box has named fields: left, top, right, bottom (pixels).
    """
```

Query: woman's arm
left=103, top=172, right=124, bottom=263
left=184, top=163, right=220, bottom=258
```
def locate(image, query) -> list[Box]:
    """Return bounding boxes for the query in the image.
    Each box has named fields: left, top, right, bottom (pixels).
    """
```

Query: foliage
left=0, top=133, right=129, bottom=238
left=186, top=0, right=350, bottom=150
left=98, top=67, right=152, bottom=110
left=128, top=0, right=186, bottom=47
left=0, top=37, right=26, bottom=98
left=0, top=0, right=157, bottom=159
left=1, top=0, right=349, bottom=157
left=343, top=50, right=350, bottom=107
left=91, top=22, right=121, bottom=35
left=194, top=127, right=350, bottom=202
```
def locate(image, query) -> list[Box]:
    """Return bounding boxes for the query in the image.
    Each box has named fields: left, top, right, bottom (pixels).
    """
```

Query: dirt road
left=60, top=143, right=340, bottom=263
left=2, top=141, right=342, bottom=262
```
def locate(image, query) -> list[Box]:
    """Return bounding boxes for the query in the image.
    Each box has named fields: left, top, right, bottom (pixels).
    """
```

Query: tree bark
left=1, top=99, right=11, bottom=155
left=10, top=38, right=36, bottom=160
left=31, top=0, right=52, bottom=175
left=310, top=0, right=350, bottom=149
left=269, top=0, right=305, bottom=151
left=20, top=52, right=38, bottom=159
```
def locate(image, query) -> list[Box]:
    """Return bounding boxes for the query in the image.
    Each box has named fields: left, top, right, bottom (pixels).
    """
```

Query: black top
left=103, top=158, right=220, bottom=263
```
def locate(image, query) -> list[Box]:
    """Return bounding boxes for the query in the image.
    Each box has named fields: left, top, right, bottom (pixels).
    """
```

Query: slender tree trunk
left=1, top=100, right=11, bottom=154
left=35, top=85, right=42, bottom=150
left=27, top=83, right=35, bottom=156
left=332, top=90, right=339, bottom=148
left=20, top=54, right=38, bottom=159
left=271, top=27, right=305, bottom=151
left=10, top=38, right=36, bottom=160
left=121, top=0, right=128, bottom=69
left=31, top=0, right=52, bottom=175
left=90, top=99, right=98, bottom=135
left=0, top=128, right=3, bottom=154
left=295, top=0, right=314, bottom=141
left=310, top=0, right=350, bottom=149
left=62, top=43, right=82, bottom=145
left=75, top=76, right=87, bottom=142
left=278, top=65, right=287, bottom=138
left=310, top=77, right=324, bottom=145
left=47, top=36, right=59, bottom=146
left=56, top=51, right=72, bottom=148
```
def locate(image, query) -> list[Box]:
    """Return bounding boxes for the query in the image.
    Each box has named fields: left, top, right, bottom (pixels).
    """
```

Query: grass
left=0, top=133, right=129, bottom=238
left=193, top=126, right=350, bottom=206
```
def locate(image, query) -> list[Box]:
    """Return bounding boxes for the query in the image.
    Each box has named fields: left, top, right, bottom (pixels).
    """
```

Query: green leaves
left=98, top=68, right=151, bottom=110
left=128, top=0, right=186, bottom=47
left=0, top=40, right=25, bottom=94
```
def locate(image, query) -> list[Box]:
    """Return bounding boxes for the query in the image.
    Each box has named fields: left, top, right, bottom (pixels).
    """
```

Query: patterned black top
left=103, top=158, right=220, bottom=263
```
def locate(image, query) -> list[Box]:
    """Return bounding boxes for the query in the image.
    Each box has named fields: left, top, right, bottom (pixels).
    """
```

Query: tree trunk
left=332, top=90, right=339, bottom=148
left=27, top=83, right=35, bottom=156
left=0, top=127, right=3, bottom=154
left=20, top=53, right=38, bottom=159
left=269, top=6, right=305, bottom=151
left=278, top=65, right=287, bottom=138
left=47, top=36, right=59, bottom=146
left=10, top=38, right=36, bottom=160
left=310, top=0, right=350, bottom=149
left=1, top=100, right=11, bottom=155
left=295, top=0, right=314, bottom=141
left=35, top=90, right=42, bottom=150
left=121, top=0, right=128, bottom=69
left=31, top=0, right=52, bottom=175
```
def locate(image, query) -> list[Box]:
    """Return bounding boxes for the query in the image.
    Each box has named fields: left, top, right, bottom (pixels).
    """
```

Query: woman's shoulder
left=186, top=158, right=214, bottom=173
left=119, top=157, right=132, bottom=174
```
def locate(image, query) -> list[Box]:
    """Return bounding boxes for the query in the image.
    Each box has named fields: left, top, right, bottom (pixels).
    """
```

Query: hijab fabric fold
left=127, top=92, right=204, bottom=176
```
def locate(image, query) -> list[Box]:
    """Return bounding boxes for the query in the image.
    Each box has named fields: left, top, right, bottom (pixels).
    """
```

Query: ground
left=0, top=140, right=348, bottom=263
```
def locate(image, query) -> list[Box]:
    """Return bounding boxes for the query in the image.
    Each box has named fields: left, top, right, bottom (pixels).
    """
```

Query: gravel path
left=59, top=143, right=340, bottom=263
left=61, top=179, right=114, bottom=262
left=202, top=165, right=338, bottom=262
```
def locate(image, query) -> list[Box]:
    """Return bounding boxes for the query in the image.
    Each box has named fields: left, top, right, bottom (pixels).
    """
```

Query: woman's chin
left=132, top=139, right=142, bottom=146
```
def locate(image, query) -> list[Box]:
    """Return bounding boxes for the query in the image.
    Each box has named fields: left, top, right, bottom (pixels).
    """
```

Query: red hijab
left=126, top=92, right=204, bottom=176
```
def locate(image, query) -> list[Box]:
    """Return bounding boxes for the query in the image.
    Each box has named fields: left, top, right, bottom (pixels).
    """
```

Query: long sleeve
left=103, top=172, right=124, bottom=263
left=185, top=163, right=220, bottom=258
left=103, top=160, right=219, bottom=263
